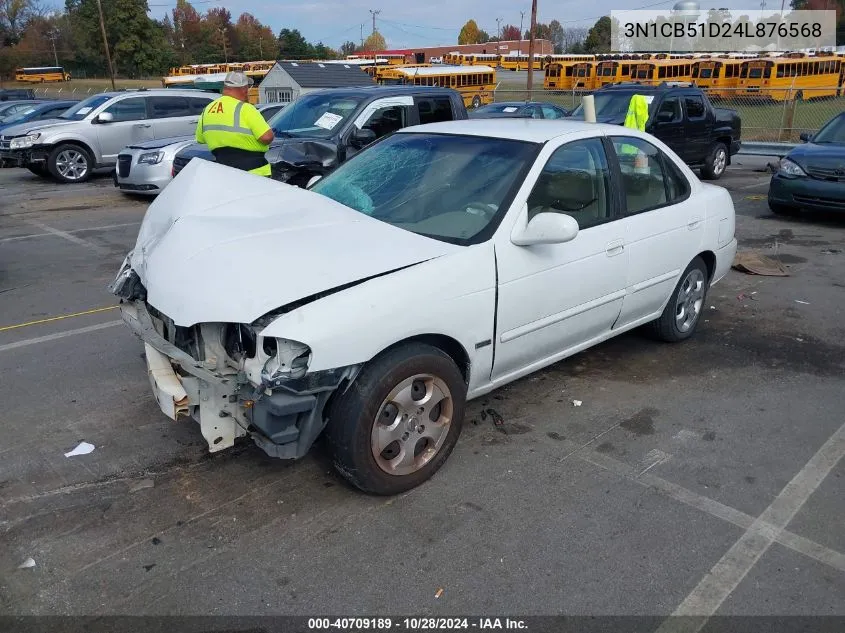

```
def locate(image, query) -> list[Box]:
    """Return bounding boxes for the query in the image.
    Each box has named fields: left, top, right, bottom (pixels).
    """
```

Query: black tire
left=47, top=143, right=93, bottom=183
left=26, top=164, right=49, bottom=177
left=795, top=90, right=804, bottom=102
left=646, top=257, right=709, bottom=343
left=768, top=201, right=796, bottom=216
left=325, top=342, right=466, bottom=495
left=700, top=142, right=728, bottom=180
left=471, top=94, right=482, bottom=109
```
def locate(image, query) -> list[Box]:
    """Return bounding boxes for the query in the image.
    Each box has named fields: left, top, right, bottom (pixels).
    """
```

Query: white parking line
left=0, top=320, right=122, bottom=353
left=0, top=222, right=140, bottom=243
left=737, top=179, right=772, bottom=190
left=19, top=220, right=108, bottom=253
left=656, top=420, right=845, bottom=631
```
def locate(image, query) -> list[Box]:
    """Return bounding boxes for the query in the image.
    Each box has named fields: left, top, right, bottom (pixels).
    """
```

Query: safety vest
left=195, top=95, right=272, bottom=176
left=620, top=94, right=650, bottom=157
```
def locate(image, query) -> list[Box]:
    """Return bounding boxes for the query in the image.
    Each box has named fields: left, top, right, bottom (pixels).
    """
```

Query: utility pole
left=360, top=23, right=364, bottom=49
left=526, top=0, right=538, bottom=92
left=47, top=29, right=59, bottom=67
left=218, top=27, right=229, bottom=62
left=369, top=9, right=381, bottom=35
left=520, top=11, right=525, bottom=39
left=95, top=0, right=115, bottom=90
left=496, top=17, right=502, bottom=41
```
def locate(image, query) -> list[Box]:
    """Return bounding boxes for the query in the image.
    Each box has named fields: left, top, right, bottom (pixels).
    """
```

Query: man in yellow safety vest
left=195, top=72, right=274, bottom=176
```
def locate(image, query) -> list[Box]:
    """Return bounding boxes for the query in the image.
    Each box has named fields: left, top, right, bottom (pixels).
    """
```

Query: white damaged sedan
left=111, top=119, right=737, bottom=494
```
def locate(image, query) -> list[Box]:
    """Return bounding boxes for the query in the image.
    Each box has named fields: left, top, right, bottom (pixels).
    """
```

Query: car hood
left=127, top=135, right=194, bottom=150
left=468, top=111, right=530, bottom=119
left=0, top=118, right=76, bottom=137
left=128, top=159, right=460, bottom=326
left=785, top=142, right=845, bottom=169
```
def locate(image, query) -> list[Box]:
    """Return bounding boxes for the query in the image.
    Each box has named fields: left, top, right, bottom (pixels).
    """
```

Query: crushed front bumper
left=119, top=300, right=358, bottom=459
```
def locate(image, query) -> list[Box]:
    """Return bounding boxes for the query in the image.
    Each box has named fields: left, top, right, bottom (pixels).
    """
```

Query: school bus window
left=622, top=64, right=630, bottom=75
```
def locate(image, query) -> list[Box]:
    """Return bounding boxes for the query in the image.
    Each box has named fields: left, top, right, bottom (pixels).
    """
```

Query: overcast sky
left=43, top=0, right=759, bottom=49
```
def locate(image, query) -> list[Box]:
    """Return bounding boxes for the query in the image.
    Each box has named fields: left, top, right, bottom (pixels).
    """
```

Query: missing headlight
left=223, top=323, right=256, bottom=361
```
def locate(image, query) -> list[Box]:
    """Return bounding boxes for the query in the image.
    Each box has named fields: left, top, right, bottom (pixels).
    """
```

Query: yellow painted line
left=0, top=305, right=119, bottom=332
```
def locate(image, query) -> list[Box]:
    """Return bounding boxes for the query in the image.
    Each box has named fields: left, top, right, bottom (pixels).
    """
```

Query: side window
left=530, top=106, right=543, bottom=119
left=188, top=97, right=212, bottom=115
left=664, top=155, right=691, bottom=202
left=361, top=105, right=409, bottom=140
left=526, top=138, right=612, bottom=230
left=149, top=96, right=191, bottom=119
left=655, top=97, right=681, bottom=123
left=684, top=95, right=706, bottom=120
left=417, top=97, right=453, bottom=124
left=102, top=97, right=147, bottom=122
left=611, top=136, right=673, bottom=215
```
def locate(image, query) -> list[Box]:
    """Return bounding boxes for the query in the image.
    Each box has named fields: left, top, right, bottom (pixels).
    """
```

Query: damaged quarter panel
left=258, top=241, right=497, bottom=396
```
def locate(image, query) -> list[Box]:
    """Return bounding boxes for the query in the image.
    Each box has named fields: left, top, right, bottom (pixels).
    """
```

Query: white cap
left=224, top=71, right=253, bottom=88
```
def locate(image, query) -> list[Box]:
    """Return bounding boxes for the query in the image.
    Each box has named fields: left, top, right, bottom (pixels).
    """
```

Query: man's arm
left=258, top=128, right=274, bottom=145
left=244, top=103, right=273, bottom=146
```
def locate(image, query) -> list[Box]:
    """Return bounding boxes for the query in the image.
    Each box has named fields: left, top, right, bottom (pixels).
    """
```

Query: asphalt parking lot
left=1, top=162, right=843, bottom=621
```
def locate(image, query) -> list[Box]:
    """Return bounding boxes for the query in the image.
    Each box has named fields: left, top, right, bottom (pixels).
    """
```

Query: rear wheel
left=646, top=257, right=709, bottom=343
left=700, top=142, right=728, bottom=180
left=47, top=144, right=93, bottom=183
left=325, top=342, right=466, bottom=495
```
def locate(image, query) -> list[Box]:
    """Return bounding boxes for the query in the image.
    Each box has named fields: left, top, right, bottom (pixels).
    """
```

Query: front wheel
left=47, top=144, right=93, bottom=183
left=325, top=342, right=466, bottom=495
left=646, top=257, right=709, bottom=343
left=700, top=142, right=727, bottom=180
left=471, top=94, right=482, bottom=109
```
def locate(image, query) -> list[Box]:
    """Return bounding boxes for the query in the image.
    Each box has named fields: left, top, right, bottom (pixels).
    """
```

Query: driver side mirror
left=349, top=127, right=376, bottom=149
left=95, top=112, right=114, bottom=124
left=511, top=207, right=579, bottom=246
left=799, top=132, right=812, bottom=143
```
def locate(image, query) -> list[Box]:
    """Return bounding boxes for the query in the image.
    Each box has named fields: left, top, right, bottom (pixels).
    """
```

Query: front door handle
left=688, top=216, right=703, bottom=230
left=134, top=123, right=152, bottom=129
left=188, top=119, right=198, bottom=124
left=606, top=239, right=625, bottom=256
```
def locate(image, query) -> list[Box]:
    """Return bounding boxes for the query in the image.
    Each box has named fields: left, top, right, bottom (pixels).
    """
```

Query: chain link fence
left=492, top=86, right=844, bottom=143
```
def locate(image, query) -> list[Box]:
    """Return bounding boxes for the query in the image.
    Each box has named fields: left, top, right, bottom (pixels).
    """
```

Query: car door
left=492, top=136, right=627, bottom=382
left=609, top=135, right=703, bottom=328
left=345, top=96, right=414, bottom=159
left=682, top=93, right=711, bottom=164
left=648, top=95, right=686, bottom=160
left=95, top=96, right=153, bottom=163
left=148, top=95, right=202, bottom=139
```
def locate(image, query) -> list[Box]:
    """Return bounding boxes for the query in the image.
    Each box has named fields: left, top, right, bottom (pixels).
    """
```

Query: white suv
left=0, top=89, right=216, bottom=183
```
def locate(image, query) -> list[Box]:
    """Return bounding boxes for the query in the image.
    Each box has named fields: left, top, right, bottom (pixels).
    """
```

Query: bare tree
left=0, top=0, right=46, bottom=42
left=562, top=26, right=589, bottom=52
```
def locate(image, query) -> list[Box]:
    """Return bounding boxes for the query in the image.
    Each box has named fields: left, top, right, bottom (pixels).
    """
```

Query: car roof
left=95, top=89, right=218, bottom=98
left=597, top=82, right=697, bottom=93
left=308, top=85, right=457, bottom=99
left=397, top=118, right=620, bottom=143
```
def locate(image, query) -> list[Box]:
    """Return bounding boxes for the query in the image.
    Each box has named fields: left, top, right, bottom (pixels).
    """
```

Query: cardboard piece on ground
left=732, top=252, right=789, bottom=277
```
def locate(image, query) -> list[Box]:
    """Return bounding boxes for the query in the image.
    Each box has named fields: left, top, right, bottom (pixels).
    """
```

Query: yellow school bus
left=15, top=66, right=71, bottom=83
left=629, top=59, right=694, bottom=85
left=377, top=65, right=496, bottom=109
left=691, top=57, right=755, bottom=98
left=464, top=53, right=501, bottom=67
left=499, top=54, right=543, bottom=71
left=594, top=60, right=636, bottom=87
left=544, top=61, right=596, bottom=90
left=737, top=54, right=842, bottom=101
left=443, top=53, right=467, bottom=65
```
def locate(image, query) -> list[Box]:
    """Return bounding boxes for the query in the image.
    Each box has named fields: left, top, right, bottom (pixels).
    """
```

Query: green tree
left=278, top=27, right=311, bottom=58
left=312, top=42, right=337, bottom=59
left=362, top=30, right=385, bottom=52
left=458, top=19, right=480, bottom=44
left=583, top=16, right=611, bottom=53
left=234, top=12, right=274, bottom=61
left=477, top=29, right=490, bottom=43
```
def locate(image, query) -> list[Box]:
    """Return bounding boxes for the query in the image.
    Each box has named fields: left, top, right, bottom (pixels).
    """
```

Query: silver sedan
left=115, top=136, right=195, bottom=196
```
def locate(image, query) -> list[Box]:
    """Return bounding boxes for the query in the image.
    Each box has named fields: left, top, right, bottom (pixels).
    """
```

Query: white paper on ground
left=18, top=557, right=36, bottom=569
left=64, top=441, right=95, bottom=457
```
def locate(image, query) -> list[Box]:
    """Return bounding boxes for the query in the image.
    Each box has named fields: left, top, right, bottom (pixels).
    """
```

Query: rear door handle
left=606, top=239, right=625, bottom=256
left=688, top=216, right=703, bottom=230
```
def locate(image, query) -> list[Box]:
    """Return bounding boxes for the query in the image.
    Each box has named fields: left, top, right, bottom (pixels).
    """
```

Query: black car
left=173, top=86, right=469, bottom=187
left=570, top=82, right=742, bottom=180
left=769, top=112, right=845, bottom=215
left=0, top=88, right=36, bottom=102
left=468, top=101, right=569, bottom=119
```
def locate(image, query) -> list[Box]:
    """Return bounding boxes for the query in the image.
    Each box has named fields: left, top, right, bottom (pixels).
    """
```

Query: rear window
left=417, top=97, right=453, bottom=124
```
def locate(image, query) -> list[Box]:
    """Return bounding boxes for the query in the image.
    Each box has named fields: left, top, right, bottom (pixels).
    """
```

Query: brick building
left=371, top=39, right=554, bottom=63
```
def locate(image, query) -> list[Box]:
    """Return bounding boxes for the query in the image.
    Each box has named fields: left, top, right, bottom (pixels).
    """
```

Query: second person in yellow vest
left=195, top=72, right=274, bottom=176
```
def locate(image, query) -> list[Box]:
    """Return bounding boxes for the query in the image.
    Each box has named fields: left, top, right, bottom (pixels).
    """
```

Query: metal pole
left=95, top=0, right=115, bottom=90
left=520, top=11, right=525, bottom=38
left=526, top=0, right=538, bottom=92
left=49, top=31, right=59, bottom=67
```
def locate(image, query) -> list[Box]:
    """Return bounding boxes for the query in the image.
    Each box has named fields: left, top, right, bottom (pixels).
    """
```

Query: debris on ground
left=732, top=252, right=789, bottom=277
left=18, top=557, right=36, bottom=569
left=434, top=588, right=444, bottom=599
left=64, top=441, right=95, bottom=458
left=151, top=537, right=162, bottom=545
left=129, top=479, right=155, bottom=493
left=572, top=400, right=583, bottom=407
left=143, top=564, right=156, bottom=572
left=795, top=300, right=810, bottom=305
left=485, top=408, right=505, bottom=430
left=821, top=249, right=842, bottom=255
